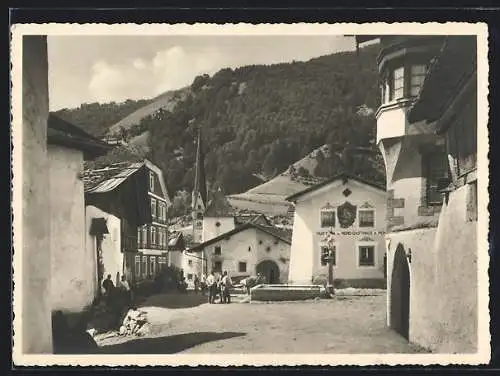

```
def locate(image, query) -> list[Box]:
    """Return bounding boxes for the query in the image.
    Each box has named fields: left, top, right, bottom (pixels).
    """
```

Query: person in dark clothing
left=102, top=274, right=114, bottom=295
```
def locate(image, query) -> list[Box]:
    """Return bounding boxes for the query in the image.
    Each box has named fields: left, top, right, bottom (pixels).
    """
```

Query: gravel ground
left=95, top=292, right=428, bottom=354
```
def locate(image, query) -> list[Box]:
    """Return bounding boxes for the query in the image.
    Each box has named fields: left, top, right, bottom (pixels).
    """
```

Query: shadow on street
left=138, top=293, right=208, bottom=309
left=99, top=331, right=246, bottom=354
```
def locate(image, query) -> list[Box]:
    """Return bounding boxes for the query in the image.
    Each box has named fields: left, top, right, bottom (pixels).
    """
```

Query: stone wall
left=19, top=35, right=53, bottom=354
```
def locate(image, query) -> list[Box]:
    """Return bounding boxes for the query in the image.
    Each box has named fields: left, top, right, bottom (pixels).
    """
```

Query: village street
left=96, top=292, right=428, bottom=354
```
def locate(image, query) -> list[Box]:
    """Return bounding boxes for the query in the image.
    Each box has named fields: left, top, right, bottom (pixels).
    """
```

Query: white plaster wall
left=18, top=35, right=53, bottom=354
left=288, top=209, right=315, bottom=284
left=376, top=105, right=408, bottom=144
left=386, top=184, right=477, bottom=353
left=377, top=104, right=434, bottom=145
left=168, top=249, right=183, bottom=269
left=203, top=228, right=290, bottom=282
left=85, top=206, right=122, bottom=289
left=203, top=217, right=235, bottom=242
left=49, top=146, right=96, bottom=313
left=182, top=251, right=203, bottom=283
left=390, top=177, right=425, bottom=224
left=289, top=179, right=387, bottom=284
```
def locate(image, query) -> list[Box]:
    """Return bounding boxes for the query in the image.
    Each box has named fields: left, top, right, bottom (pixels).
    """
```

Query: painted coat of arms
left=337, top=201, right=357, bottom=228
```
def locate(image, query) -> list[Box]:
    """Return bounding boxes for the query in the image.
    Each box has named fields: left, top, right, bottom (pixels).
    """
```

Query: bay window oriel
left=380, top=60, right=429, bottom=105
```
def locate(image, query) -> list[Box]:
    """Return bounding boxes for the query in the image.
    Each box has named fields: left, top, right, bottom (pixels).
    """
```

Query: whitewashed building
left=356, top=35, right=480, bottom=353
left=286, top=173, right=387, bottom=287
left=185, top=189, right=292, bottom=284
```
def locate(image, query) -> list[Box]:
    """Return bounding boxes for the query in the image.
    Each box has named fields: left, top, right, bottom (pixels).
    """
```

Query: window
left=141, top=226, right=147, bottom=247
left=150, top=257, right=156, bottom=276
left=188, top=259, right=193, bottom=266
left=187, top=273, right=193, bottom=280
left=466, top=181, right=478, bottom=222
left=411, top=65, right=427, bottom=97
left=214, top=261, right=222, bottom=272
left=359, top=210, right=375, bottom=228
left=161, top=202, right=168, bottom=221
left=151, top=226, right=156, bottom=245
left=142, top=256, right=148, bottom=277
left=149, top=171, right=155, bottom=191
left=151, top=198, right=157, bottom=219
left=214, top=245, right=221, bottom=255
left=135, top=255, right=141, bottom=277
left=358, top=246, right=375, bottom=267
left=392, top=67, right=405, bottom=100
left=196, top=212, right=203, bottom=220
left=380, top=73, right=391, bottom=104
left=320, top=246, right=336, bottom=266
left=424, top=150, right=449, bottom=205
left=239, top=262, right=247, bottom=272
left=158, top=257, right=166, bottom=270
left=320, top=209, right=336, bottom=228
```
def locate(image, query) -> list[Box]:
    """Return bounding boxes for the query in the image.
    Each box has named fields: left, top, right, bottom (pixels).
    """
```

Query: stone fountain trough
left=249, top=284, right=326, bottom=302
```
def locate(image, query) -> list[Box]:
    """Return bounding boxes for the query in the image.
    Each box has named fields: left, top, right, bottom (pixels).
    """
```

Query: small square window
left=320, top=210, right=336, bottom=228
left=214, top=246, right=221, bottom=255
left=188, top=259, right=193, bottom=266
left=359, top=210, right=375, bottom=228
left=359, top=246, right=375, bottom=267
left=239, top=262, right=247, bottom=272
left=187, top=273, right=193, bottom=280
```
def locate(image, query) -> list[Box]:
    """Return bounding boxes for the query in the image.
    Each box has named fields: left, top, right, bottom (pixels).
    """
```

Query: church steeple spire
left=192, top=126, right=207, bottom=245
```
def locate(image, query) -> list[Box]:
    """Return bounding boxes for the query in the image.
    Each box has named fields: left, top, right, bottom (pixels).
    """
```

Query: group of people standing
left=201, top=270, right=233, bottom=304
left=102, top=273, right=133, bottom=306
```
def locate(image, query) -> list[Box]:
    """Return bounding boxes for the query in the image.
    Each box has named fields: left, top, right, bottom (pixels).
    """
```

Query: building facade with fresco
left=287, top=173, right=387, bottom=288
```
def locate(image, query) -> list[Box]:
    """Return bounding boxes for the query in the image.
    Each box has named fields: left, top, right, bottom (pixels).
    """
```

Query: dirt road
left=96, top=292, right=428, bottom=354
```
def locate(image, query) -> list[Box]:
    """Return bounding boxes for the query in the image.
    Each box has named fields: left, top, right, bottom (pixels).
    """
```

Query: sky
left=47, top=35, right=356, bottom=111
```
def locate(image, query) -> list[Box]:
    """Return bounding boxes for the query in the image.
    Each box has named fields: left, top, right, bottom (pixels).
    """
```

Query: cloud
left=49, top=35, right=356, bottom=109
left=88, top=45, right=229, bottom=103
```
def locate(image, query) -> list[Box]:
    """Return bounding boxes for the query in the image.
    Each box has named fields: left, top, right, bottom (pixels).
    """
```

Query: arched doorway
left=390, top=244, right=410, bottom=339
left=256, top=260, right=280, bottom=284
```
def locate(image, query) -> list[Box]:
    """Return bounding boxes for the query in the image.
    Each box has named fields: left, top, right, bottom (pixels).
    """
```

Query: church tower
left=191, top=127, right=207, bottom=245
left=202, top=187, right=236, bottom=242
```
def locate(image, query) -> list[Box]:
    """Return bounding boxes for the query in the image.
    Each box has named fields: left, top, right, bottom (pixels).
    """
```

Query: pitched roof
left=234, top=213, right=271, bottom=226
left=408, top=35, right=477, bottom=126
left=187, top=222, right=291, bottom=252
left=285, top=172, right=386, bottom=203
left=168, top=232, right=185, bottom=251
left=47, top=114, right=111, bottom=158
left=204, top=188, right=235, bottom=217
left=82, top=161, right=145, bottom=194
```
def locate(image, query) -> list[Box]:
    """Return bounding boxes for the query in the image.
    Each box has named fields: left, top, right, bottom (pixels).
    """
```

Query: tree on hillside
left=59, top=43, right=384, bottom=197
